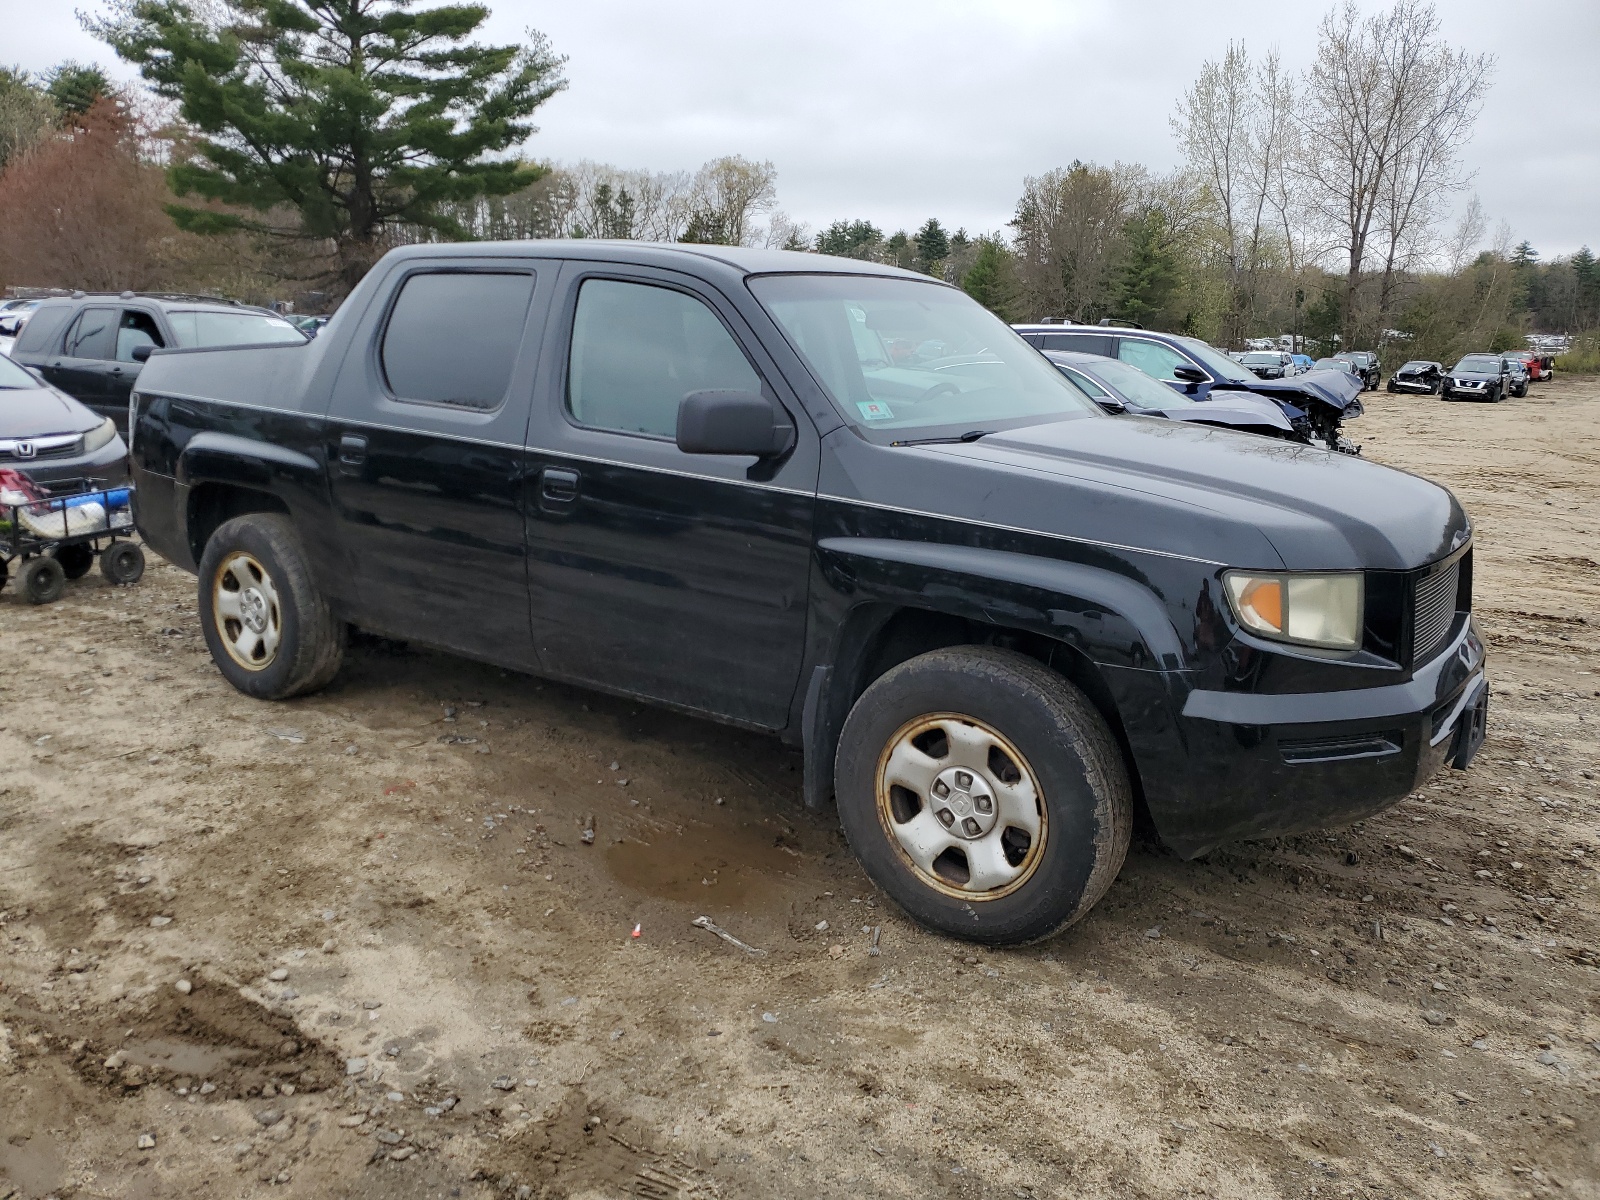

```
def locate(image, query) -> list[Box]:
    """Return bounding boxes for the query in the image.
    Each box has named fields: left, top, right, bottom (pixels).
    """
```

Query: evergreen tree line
left=0, top=0, right=1593, bottom=371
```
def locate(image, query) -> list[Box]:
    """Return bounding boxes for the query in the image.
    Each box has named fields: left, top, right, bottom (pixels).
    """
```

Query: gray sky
left=7, top=0, right=1596, bottom=258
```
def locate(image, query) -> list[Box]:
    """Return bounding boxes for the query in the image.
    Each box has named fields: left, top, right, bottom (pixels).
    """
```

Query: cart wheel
left=101, top=541, right=146, bottom=585
left=55, top=543, right=95, bottom=580
left=18, top=556, right=66, bottom=605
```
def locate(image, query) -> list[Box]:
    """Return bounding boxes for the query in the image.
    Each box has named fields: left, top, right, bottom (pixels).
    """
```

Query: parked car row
left=1012, top=323, right=1364, bottom=452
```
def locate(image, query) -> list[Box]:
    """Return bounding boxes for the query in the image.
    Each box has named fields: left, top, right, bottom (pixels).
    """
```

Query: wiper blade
left=891, top=429, right=994, bottom=447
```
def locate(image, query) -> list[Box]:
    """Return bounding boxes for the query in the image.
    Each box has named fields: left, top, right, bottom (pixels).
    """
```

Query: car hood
left=858, top=415, right=1467, bottom=571
left=1150, top=398, right=1294, bottom=433
left=0, top=383, right=102, bottom=437
left=1216, top=367, right=1364, bottom=415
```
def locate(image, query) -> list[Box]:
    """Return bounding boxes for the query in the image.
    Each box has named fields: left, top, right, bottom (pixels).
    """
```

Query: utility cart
left=0, top=471, right=145, bottom=604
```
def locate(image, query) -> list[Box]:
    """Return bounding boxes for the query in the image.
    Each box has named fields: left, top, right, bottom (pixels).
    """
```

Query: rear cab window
left=379, top=272, right=536, bottom=410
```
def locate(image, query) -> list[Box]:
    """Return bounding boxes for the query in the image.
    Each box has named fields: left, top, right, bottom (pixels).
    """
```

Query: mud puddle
left=604, top=818, right=801, bottom=905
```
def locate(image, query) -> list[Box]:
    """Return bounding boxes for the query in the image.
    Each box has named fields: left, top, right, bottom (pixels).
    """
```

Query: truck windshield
left=749, top=274, right=1099, bottom=436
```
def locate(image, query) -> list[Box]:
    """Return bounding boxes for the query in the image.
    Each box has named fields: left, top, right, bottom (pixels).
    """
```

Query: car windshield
left=1311, top=359, right=1347, bottom=371
left=1170, top=336, right=1256, bottom=383
left=1455, top=355, right=1500, bottom=372
left=1239, top=352, right=1282, bottom=365
left=167, top=310, right=307, bottom=348
left=1399, top=361, right=1431, bottom=371
left=749, top=274, right=1100, bottom=435
left=1071, top=357, right=1194, bottom=409
left=0, top=354, right=42, bottom=389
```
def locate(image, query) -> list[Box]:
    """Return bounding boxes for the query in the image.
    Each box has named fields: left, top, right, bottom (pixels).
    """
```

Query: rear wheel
left=54, top=543, right=94, bottom=579
left=18, top=555, right=66, bottom=605
left=197, top=514, right=344, bottom=699
left=835, top=647, right=1132, bottom=945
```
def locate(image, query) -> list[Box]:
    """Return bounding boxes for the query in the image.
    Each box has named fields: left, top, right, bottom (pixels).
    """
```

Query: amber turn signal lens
left=1236, top=577, right=1284, bottom=634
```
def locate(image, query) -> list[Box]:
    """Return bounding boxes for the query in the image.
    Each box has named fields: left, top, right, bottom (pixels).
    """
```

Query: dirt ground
left=2, top=376, right=1596, bottom=1200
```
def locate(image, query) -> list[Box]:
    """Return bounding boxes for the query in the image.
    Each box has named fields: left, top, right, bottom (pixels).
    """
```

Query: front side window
left=567, top=278, right=762, bottom=437
left=377, top=274, right=532, bottom=410
left=1117, top=337, right=1193, bottom=381
left=64, top=307, right=118, bottom=360
left=116, top=310, right=165, bottom=362
left=751, top=274, right=1098, bottom=438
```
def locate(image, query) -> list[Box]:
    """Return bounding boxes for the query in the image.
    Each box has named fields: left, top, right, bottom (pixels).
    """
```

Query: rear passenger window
left=381, top=272, right=535, bottom=410
left=64, top=307, right=118, bottom=360
left=567, top=278, right=762, bottom=437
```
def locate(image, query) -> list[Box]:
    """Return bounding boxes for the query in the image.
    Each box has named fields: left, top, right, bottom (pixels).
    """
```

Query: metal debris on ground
left=868, top=926, right=882, bottom=956
left=691, top=915, right=767, bottom=957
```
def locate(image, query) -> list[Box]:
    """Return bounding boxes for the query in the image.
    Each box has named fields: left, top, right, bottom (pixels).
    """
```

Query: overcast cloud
left=7, top=0, right=1596, bottom=257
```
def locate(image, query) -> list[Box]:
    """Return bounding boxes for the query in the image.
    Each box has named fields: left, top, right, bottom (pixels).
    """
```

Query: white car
left=0, top=298, right=41, bottom=338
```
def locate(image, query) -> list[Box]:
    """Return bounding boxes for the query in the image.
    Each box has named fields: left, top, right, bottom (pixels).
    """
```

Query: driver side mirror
left=676, top=390, right=794, bottom=457
left=131, top=344, right=155, bottom=363
left=1172, top=365, right=1206, bottom=383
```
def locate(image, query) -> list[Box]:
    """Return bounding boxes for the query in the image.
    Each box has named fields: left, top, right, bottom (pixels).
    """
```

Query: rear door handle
left=540, top=466, right=579, bottom=504
left=338, top=434, right=368, bottom=474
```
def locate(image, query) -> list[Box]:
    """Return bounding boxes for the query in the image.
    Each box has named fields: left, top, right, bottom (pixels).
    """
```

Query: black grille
left=1413, top=558, right=1461, bottom=664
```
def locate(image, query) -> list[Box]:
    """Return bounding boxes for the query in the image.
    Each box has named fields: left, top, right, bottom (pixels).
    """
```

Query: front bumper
left=1390, top=378, right=1434, bottom=392
left=7, top=438, right=130, bottom=492
left=1104, top=618, right=1487, bottom=858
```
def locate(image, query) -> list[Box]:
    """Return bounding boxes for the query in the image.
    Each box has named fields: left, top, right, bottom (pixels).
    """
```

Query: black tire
left=197, top=513, right=344, bottom=700
left=1386, top=381, right=1396, bottom=393
left=18, top=555, right=66, bottom=605
left=834, top=646, right=1132, bottom=945
left=1487, top=386, right=1501, bottom=403
left=54, top=543, right=94, bottom=579
left=100, top=541, right=145, bottom=585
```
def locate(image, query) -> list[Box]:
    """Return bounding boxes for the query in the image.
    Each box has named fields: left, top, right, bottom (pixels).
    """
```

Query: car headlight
left=81, top=417, right=119, bottom=454
left=1223, top=571, right=1364, bottom=650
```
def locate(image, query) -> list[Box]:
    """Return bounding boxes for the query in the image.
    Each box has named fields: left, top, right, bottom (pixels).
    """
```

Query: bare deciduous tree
left=1297, top=0, right=1493, bottom=342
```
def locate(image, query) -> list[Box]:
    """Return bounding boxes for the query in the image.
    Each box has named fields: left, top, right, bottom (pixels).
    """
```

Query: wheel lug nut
left=955, top=771, right=972, bottom=789
left=932, top=780, right=949, bottom=798
left=936, top=809, right=955, bottom=828
left=962, top=818, right=982, bottom=837
left=975, top=796, right=992, bottom=814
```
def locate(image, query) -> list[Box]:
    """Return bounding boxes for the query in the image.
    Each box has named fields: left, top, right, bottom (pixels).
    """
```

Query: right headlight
left=1223, top=571, right=1364, bottom=650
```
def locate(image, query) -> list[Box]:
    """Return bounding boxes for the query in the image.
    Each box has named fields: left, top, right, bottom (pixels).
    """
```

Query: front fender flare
left=815, top=537, right=1188, bottom=671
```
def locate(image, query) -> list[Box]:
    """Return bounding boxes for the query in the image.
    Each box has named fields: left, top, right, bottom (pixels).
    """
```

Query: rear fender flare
left=175, top=431, right=319, bottom=491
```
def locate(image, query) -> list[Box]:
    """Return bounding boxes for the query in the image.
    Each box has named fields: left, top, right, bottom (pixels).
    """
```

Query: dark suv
left=9, top=292, right=306, bottom=432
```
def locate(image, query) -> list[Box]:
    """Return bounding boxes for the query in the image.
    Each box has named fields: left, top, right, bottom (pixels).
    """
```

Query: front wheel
left=835, top=647, right=1132, bottom=945
left=18, top=555, right=66, bottom=604
left=197, top=513, right=345, bottom=700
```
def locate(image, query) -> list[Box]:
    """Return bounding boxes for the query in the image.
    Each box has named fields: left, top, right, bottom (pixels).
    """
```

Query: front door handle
left=338, top=434, right=368, bottom=474
left=540, top=466, right=579, bottom=504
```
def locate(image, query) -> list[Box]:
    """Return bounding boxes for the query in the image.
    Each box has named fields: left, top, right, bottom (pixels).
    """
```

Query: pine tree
left=1113, top=211, right=1178, bottom=327
left=815, top=219, right=882, bottom=259
left=915, top=218, right=950, bottom=273
left=960, top=237, right=1020, bottom=321
left=44, top=62, right=115, bottom=119
left=90, top=0, right=567, bottom=296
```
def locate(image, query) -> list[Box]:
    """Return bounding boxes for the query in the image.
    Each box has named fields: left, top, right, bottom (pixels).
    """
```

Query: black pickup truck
left=129, top=242, right=1489, bottom=945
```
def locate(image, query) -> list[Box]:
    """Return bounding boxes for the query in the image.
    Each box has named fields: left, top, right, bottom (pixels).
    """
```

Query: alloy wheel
left=212, top=552, right=282, bottom=670
left=875, top=713, right=1047, bottom=899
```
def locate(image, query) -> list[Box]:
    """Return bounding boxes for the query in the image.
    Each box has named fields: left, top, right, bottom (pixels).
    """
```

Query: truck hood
left=894, top=415, right=1467, bottom=571
left=0, top=383, right=101, bottom=438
